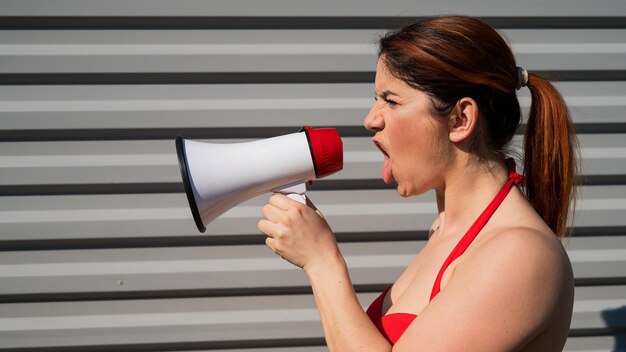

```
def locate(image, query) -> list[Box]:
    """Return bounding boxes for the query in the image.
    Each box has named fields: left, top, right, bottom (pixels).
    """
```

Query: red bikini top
left=366, top=159, right=524, bottom=345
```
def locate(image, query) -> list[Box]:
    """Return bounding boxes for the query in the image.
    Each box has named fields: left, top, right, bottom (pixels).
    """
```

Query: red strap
left=430, top=159, right=523, bottom=300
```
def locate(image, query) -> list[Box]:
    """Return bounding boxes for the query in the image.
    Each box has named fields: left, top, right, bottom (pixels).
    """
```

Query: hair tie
left=516, top=66, right=528, bottom=90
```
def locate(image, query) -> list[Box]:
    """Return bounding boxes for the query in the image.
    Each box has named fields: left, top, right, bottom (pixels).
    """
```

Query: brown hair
left=379, top=15, right=578, bottom=239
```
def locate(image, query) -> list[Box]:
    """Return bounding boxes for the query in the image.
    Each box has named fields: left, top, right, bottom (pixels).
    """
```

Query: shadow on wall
left=602, top=306, right=626, bottom=351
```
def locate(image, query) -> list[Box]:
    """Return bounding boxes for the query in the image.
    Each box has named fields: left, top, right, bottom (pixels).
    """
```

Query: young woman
left=258, top=15, right=578, bottom=351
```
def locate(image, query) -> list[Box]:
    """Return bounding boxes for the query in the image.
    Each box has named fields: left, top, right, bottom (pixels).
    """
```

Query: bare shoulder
left=457, top=225, right=575, bottom=324
left=461, top=226, right=573, bottom=288
left=479, top=226, right=570, bottom=272
left=454, top=227, right=573, bottom=347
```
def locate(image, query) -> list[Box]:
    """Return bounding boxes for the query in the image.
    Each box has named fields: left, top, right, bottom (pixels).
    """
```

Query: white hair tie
left=516, top=66, right=528, bottom=90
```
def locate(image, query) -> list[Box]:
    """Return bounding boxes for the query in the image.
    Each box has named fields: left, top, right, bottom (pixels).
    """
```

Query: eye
left=385, top=99, right=399, bottom=108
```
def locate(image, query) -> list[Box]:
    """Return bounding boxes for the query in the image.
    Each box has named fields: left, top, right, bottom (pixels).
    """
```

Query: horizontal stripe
left=0, top=284, right=387, bottom=304
left=1, top=175, right=624, bottom=197
left=10, top=42, right=624, bottom=57
left=1, top=16, right=626, bottom=30
left=0, top=231, right=430, bottom=252
left=2, top=71, right=626, bottom=86
left=1, top=227, right=624, bottom=252
left=2, top=124, right=626, bottom=143
left=0, top=126, right=371, bottom=142
left=0, top=338, right=327, bottom=352
left=0, top=280, right=623, bottom=304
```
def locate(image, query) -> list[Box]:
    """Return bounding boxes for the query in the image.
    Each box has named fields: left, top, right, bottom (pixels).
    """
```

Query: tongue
left=382, top=156, right=392, bottom=184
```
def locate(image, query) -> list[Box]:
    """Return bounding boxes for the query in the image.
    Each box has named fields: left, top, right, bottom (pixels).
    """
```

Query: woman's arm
left=306, top=253, right=391, bottom=351
left=258, top=194, right=391, bottom=351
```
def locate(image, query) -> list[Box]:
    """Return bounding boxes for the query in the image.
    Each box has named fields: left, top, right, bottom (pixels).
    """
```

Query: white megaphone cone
left=176, top=126, right=343, bottom=232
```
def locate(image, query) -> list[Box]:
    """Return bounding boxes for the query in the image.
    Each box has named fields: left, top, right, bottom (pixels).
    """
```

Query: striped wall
left=1, top=1, right=625, bottom=351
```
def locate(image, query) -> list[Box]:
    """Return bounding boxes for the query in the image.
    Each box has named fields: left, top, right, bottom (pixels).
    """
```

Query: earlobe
left=448, top=97, right=479, bottom=143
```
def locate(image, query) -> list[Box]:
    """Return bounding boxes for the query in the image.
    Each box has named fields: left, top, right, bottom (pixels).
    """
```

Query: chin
left=396, top=181, right=428, bottom=198
left=395, top=183, right=414, bottom=198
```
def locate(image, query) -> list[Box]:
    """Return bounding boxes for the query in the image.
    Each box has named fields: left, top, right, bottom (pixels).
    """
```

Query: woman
left=258, top=15, right=577, bottom=351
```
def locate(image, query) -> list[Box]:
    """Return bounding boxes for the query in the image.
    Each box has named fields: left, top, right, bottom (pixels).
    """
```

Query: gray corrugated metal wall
left=1, top=1, right=625, bottom=351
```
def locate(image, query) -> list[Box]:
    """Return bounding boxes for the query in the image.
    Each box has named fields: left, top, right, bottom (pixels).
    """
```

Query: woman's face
left=364, top=60, right=450, bottom=197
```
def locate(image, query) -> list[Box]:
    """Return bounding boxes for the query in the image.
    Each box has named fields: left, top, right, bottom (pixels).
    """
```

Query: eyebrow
left=376, top=89, right=401, bottom=99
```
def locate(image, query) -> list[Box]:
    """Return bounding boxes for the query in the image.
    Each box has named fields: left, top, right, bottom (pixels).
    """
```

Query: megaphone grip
left=286, top=193, right=307, bottom=203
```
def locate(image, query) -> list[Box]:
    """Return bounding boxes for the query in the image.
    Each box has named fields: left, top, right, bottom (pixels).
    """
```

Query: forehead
left=374, top=59, right=415, bottom=95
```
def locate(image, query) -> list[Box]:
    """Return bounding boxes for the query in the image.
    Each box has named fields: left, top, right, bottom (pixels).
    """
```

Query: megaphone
left=176, top=126, right=343, bottom=232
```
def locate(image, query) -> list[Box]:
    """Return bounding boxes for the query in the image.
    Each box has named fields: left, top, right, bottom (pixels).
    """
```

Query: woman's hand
left=257, top=194, right=339, bottom=272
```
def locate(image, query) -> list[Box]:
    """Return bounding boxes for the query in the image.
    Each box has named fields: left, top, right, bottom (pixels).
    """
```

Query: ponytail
left=524, top=73, right=579, bottom=239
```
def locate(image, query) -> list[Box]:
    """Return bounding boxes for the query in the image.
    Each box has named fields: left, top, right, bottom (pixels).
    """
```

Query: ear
left=448, top=97, right=479, bottom=143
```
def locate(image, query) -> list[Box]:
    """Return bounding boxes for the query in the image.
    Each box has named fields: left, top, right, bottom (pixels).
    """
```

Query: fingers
left=259, top=195, right=294, bottom=223
left=261, top=194, right=325, bottom=227
left=257, top=195, right=291, bottom=240
left=263, top=230, right=289, bottom=262
left=268, top=193, right=321, bottom=213
left=265, top=236, right=277, bottom=253
left=260, top=202, right=285, bottom=224
left=268, top=193, right=301, bottom=210
left=257, top=218, right=273, bottom=237
left=258, top=220, right=279, bottom=254
left=257, top=194, right=329, bottom=270
left=262, top=194, right=309, bottom=221
left=258, top=196, right=297, bottom=254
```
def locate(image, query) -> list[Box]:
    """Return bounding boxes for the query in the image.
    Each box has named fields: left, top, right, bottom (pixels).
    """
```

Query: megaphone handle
left=273, top=182, right=307, bottom=204
left=286, top=193, right=307, bottom=203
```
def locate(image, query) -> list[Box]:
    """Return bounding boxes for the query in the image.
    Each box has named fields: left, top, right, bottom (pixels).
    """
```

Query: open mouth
left=373, top=139, right=393, bottom=184
left=373, top=140, right=389, bottom=158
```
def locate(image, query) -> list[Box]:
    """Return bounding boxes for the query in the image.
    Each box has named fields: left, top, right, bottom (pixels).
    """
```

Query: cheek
left=393, top=122, right=449, bottom=183
left=387, top=126, right=418, bottom=162
left=390, top=122, right=437, bottom=161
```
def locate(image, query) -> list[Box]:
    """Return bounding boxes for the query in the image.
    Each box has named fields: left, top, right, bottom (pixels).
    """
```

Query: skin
left=257, top=59, right=575, bottom=351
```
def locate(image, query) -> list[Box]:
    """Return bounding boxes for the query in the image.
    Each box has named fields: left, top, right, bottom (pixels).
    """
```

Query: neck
left=434, top=157, right=509, bottom=238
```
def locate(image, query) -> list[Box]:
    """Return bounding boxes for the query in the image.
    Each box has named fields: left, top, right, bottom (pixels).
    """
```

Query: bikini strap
left=429, top=158, right=524, bottom=300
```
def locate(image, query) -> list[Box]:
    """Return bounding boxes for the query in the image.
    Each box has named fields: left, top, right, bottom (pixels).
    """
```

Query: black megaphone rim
left=175, top=136, right=207, bottom=233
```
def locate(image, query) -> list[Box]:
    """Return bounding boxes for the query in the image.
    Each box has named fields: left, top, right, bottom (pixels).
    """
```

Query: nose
left=363, top=103, right=384, bottom=132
